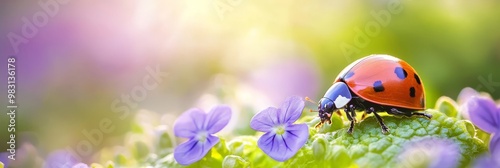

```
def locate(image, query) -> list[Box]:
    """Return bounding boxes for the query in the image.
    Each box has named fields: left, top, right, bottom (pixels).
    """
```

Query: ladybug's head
left=317, top=98, right=335, bottom=125
left=316, top=82, right=353, bottom=128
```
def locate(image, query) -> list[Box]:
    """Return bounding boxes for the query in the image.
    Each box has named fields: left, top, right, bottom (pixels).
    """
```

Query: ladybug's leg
left=389, top=108, right=432, bottom=119
left=344, top=105, right=355, bottom=121
left=369, top=107, right=390, bottom=134
left=349, top=105, right=358, bottom=123
left=344, top=105, right=356, bottom=134
left=410, top=111, right=432, bottom=119
left=388, top=108, right=411, bottom=117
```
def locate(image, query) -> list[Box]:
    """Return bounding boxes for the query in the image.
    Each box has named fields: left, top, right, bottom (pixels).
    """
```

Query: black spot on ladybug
left=394, top=67, right=408, bottom=79
left=344, top=71, right=355, bottom=79
left=414, top=74, right=421, bottom=85
left=373, top=81, right=385, bottom=92
left=409, top=87, right=416, bottom=97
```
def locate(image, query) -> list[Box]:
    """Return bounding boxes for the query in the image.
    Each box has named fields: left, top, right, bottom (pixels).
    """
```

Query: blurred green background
left=0, top=0, right=499, bottom=164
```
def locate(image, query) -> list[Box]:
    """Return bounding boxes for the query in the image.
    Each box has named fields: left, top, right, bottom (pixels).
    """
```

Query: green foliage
left=157, top=132, right=174, bottom=157
left=84, top=98, right=489, bottom=168
left=287, top=110, right=486, bottom=167
left=222, top=155, right=250, bottom=168
left=132, top=141, right=150, bottom=161
left=145, top=111, right=486, bottom=167
left=435, top=96, right=459, bottom=118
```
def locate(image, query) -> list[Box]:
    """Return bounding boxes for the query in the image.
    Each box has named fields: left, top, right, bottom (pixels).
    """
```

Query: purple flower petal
left=174, top=108, right=206, bottom=138
left=457, top=87, right=479, bottom=105
left=467, top=97, right=500, bottom=133
left=282, top=124, right=309, bottom=152
left=204, top=105, right=231, bottom=134
left=490, top=134, right=500, bottom=162
left=257, top=124, right=309, bottom=161
left=473, top=134, right=500, bottom=167
left=474, top=156, right=498, bottom=168
left=278, top=96, right=305, bottom=124
left=174, top=135, right=219, bottom=165
left=43, top=150, right=80, bottom=168
left=72, top=163, right=89, bottom=168
left=250, top=107, right=280, bottom=132
left=0, top=152, right=10, bottom=167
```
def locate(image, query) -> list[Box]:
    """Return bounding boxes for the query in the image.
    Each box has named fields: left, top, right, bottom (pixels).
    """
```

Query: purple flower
left=397, top=137, right=460, bottom=168
left=250, top=96, right=309, bottom=161
left=474, top=133, right=500, bottom=167
left=458, top=87, right=494, bottom=120
left=457, top=87, right=481, bottom=105
left=43, top=150, right=80, bottom=168
left=466, top=96, right=500, bottom=134
left=71, top=163, right=89, bottom=168
left=457, top=87, right=480, bottom=119
left=173, top=105, right=232, bottom=165
left=0, top=152, right=9, bottom=167
left=463, top=89, right=500, bottom=167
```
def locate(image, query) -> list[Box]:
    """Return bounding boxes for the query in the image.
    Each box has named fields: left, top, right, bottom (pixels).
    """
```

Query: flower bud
left=312, top=137, right=327, bottom=158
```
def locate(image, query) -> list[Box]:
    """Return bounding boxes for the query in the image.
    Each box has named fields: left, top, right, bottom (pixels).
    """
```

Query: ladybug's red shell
left=335, top=55, right=425, bottom=110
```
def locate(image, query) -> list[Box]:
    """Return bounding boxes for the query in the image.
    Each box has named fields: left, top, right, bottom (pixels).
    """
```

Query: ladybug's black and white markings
left=316, top=55, right=432, bottom=134
left=373, top=80, right=385, bottom=92
left=394, top=67, right=408, bottom=79
left=333, top=95, right=350, bottom=109
left=345, top=71, right=355, bottom=79
left=409, top=87, right=416, bottom=97
left=414, top=74, right=421, bottom=85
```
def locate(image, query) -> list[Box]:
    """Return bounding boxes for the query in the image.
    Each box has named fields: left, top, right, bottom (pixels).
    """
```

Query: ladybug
left=315, top=54, right=431, bottom=134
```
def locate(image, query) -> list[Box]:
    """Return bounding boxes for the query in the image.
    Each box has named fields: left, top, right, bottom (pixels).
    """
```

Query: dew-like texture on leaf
left=284, top=110, right=486, bottom=167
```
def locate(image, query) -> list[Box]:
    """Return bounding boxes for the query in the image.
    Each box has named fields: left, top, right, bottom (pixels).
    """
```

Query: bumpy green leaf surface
left=285, top=110, right=486, bottom=167
left=146, top=110, right=487, bottom=168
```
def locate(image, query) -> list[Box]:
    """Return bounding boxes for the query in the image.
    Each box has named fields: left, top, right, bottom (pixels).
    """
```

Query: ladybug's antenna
left=305, top=97, right=318, bottom=113
left=304, top=97, right=317, bottom=104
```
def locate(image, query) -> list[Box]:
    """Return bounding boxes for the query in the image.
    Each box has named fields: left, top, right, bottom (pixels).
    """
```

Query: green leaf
left=130, top=122, right=144, bottom=134
left=158, top=132, right=173, bottom=149
left=330, top=145, right=354, bottom=168
left=154, top=153, right=182, bottom=168
left=286, top=110, right=486, bottom=167
left=113, top=154, right=128, bottom=166
left=435, top=96, right=459, bottom=118
left=105, top=161, right=115, bottom=168
left=132, top=141, right=150, bottom=160
left=156, top=131, right=174, bottom=157
left=312, top=137, right=327, bottom=158
left=226, top=136, right=258, bottom=157
left=222, top=155, right=250, bottom=168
